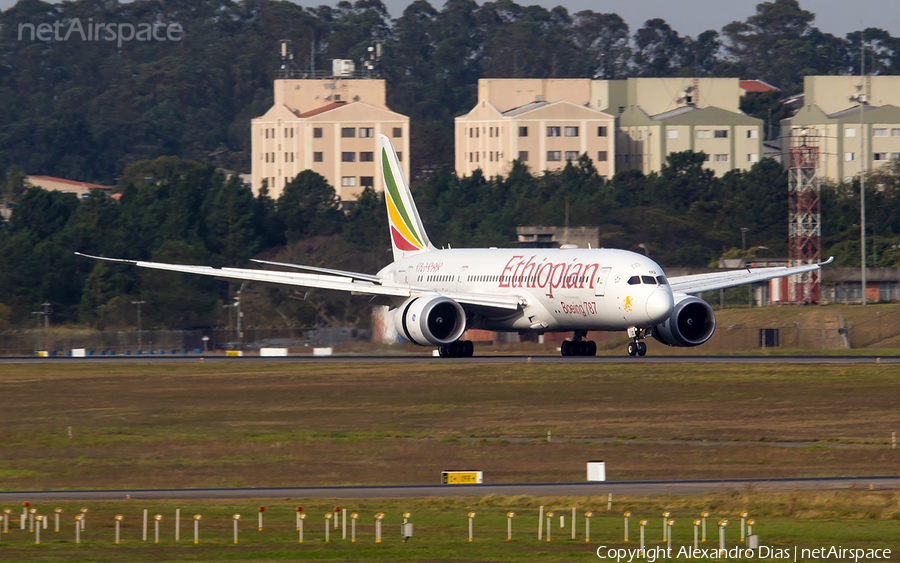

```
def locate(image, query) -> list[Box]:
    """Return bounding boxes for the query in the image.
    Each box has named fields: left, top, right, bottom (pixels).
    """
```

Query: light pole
left=851, top=37, right=868, bottom=305
left=740, top=228, right=749, bottom=256
left=131, top=301, right=145, bottom=350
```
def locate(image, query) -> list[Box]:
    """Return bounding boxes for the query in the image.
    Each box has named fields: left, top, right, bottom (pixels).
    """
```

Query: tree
left=277, top=171, right=343, bottom=243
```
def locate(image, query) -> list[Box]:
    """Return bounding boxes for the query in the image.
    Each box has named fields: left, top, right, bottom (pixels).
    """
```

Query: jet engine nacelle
left=651, top=295, right=716, bottom=347
left=394, top=295, right=466, bottom=346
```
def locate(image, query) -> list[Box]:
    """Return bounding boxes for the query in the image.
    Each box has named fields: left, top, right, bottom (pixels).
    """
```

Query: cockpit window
left=627, top=276, right=641, bottom=285
left=641, top=276, right=656, bottom=285
left=656, top=275, right=668, bottom=285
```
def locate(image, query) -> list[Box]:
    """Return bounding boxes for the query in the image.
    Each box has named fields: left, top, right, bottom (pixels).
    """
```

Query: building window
left=874, top=152, right=888, bottom=161
left=597, top=151, right=608, bottom=162
left=476, top=127, right=479, bottom=138
left=469, top=128, right=473, bottom=138
left=714, top=130, right=728, bottom=139
left=696, top=130, right=711, bottom=139
left=469, top=152, right=473, bottom=162
left=360, top=151, right=374, bottom=162
left=393, top=127, right=402, bottom=138
left=845, top=128, right=856, bottom=138
left=703, top=154, right=711, bottom=162
left=874, top=128, right=888, bottom=137
left=341, top=127, right=356, bottom=138
left=519, top=126, right=528, bottom=137
left=564, top=126, right=579, bottom=137
left=360, top=176, right=374, bottom=187
left=475, top=152, right=479, bottom=162
left=714, top=154, right=728, bottom=162
left=341, top=176, right=357, bottom=187
left=489, top=152, right=494, bottom=162
left=342, top=152, right=356, bottom=162
left=748, top=153, right=759, bottom=162
left=265, top=129, right=269, bottom=139
left=547, top=126, right=561, bottom=137
left=565, top=151, right=579, bottom=161
left=748, top=129, right=759, bottom=139
left=892, top=129, right=900, bottom=137
left=892, top=153, right=900, bottom=160
left=265, top=153, right=269, bottom=163
left=360, top=127, right=374, bottom=138
left=547, top=151, right=562, bottom=161
left=846, top=152, right=855, bottom=161
left=314, top=127, right=323, bottom=138
left=597, top=126, right=608, bottom=137
left=313, top=152, right=323, bottom=162
left=397, top=152, right=403, bottom=161
left=489, top=127, right=494, bottom=138
left=618, top=106, right=625, bottom=113
left=284, top=129, right=289, bottom=138
left=518, top=151, right=528, bottom=161
left=667, top=129, right=678, bottom=139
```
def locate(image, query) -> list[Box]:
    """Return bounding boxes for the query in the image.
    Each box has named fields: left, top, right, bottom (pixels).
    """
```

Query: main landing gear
left=438, top=340, right=474, bottom=357
left=626, top=327, right=648, bottom=357
left=561, top=331, right=597, bottom=356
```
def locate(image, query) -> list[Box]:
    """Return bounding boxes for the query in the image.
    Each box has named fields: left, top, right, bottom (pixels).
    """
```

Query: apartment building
left=457, top=78, right=763, bottom=178
left=780, top=75, right=900, bottom=183
left=614, top=77, right=763, bottom=175
left=455, top=96, right=615, bottom=178
left=251, top=77, right=409, bottom=202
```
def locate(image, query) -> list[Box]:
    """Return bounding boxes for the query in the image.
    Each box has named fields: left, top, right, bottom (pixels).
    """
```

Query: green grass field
left=0, top=361, right=897, bottom=560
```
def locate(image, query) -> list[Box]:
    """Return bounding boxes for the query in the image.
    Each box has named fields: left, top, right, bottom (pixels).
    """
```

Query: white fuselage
left=380, top=248, right=675, bottom=333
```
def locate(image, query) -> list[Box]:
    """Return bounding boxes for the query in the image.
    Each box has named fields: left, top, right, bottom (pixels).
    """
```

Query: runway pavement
left=2, top=476, right=898, bottom=502
left=1, top=354, right=899, bottom=364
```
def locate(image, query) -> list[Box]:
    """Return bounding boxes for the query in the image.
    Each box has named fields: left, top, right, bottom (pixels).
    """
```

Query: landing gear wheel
left=463, top=340, right=474, bottom=357
left=561, top=341, right=572, bottom=356
left=637, top=342, right=647, bottom=356
left=627, top=342, right=638, bottom=356
left=439, top=341, right=474, bottom=358
left=586, top=341, right=597, bottom=356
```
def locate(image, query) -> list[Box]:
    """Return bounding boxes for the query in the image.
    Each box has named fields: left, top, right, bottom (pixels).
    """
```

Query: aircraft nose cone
left=646, top=289, right=674, bottom=322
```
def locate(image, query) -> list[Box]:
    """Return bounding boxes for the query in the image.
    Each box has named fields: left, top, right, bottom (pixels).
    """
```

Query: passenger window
left=656, top=276, right=668, bottom=285
left=641, top=276, right=656, bottom=285
left=627, top=276, right=641, bottom=285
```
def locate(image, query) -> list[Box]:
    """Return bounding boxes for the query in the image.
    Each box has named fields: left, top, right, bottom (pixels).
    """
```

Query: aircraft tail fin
left=379, top=134, right=434, bottom=261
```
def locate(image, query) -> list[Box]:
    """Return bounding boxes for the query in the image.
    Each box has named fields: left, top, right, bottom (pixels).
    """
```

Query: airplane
left=77, top=135, right=832, bottom=357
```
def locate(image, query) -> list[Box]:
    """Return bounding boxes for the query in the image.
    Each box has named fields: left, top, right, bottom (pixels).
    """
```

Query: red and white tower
left=787, top=130, right=822, bottom=304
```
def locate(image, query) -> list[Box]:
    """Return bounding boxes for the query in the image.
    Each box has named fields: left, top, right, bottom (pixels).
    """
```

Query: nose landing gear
left=561, top=331, right=597, bottom=356
left=626, top=327, right=648, bottom=357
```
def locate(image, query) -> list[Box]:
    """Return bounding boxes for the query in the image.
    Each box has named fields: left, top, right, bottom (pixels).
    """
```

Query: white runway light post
left=325, top=512, right=333, bottom=542
left=175, top=508, right=180, bottom=542
left=193, top=514, right=202, bottom=544
left=343, top=508, right=348, bottom=540
left=545, top=511, right=553, bottom=541
left=75, top=514, right=83, bottom=543
left=506, top=511, right=515, bottom=542
left=233, top=513, right=241, bottom=544
left=584, top=511, right=593, bottom=542
left=35, top=514, right=42, bottom=544
left=740, top=511, right=748, bottom=542
left=667, top=519, right=674, bottom=554
left=701, top=510, right=709, bottom=542
left=154, top=514, right=162, bottom=544
left=748, top=518, right=755, bottom=538
left=80, top=507, right=88, bottom=531
left=661, top=511, right=670, bottom=540
left=334, top=506, right=340, bottom=530
left=351, top=512, right=359, bottom=543
left=22, top=502, right=29, bottom=530
left=258, top=506, right=265, bottom=531
left=718, top=519, right=728, bottom=553
left=3, top=508, right=10, bottom=533
left=694, top=519, right=701, bottom=551
left=115, top=514, right=123, bottom=544
left=29, top=507, right=36, bottom=532
left=375, top=512, right=385, bottom=543
left=571, top=507, right=576, bottom=539
left=143, top=508, right=148, bottom=541
left=296, top=506, right=303, bottom=531
left=54, top=507, right=62, bottom=532
left=402, top=511, right=412, bottom=543
left=298, top=512, right=306, bottom=543
left=623, top=511, right=631, bottom=542
left=640, top=519, right=648, bottom=550
left=467, top=511, right=475, bottom=542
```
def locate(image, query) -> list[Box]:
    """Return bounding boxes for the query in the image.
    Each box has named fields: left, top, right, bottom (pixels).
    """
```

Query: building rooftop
left=298, top=101, right=348, bottom=118
left=28, top=176, right=112, bottom=191
left=502, top=101, right=550, bottom=117
left=739, top=80, right=779, bottom=93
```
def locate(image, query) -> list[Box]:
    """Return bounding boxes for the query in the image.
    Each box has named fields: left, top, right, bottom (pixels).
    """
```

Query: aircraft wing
left=75, top=253, right=520, bottom=311
left=667, top=257, right=833, bottom=295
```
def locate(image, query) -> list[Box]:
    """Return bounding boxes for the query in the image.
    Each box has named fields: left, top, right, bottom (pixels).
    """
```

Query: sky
left=1, top=0, right=898, bottom=39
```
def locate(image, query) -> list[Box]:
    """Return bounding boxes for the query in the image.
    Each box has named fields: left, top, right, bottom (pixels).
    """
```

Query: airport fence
left=0, top=327, right=371, bottom=356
